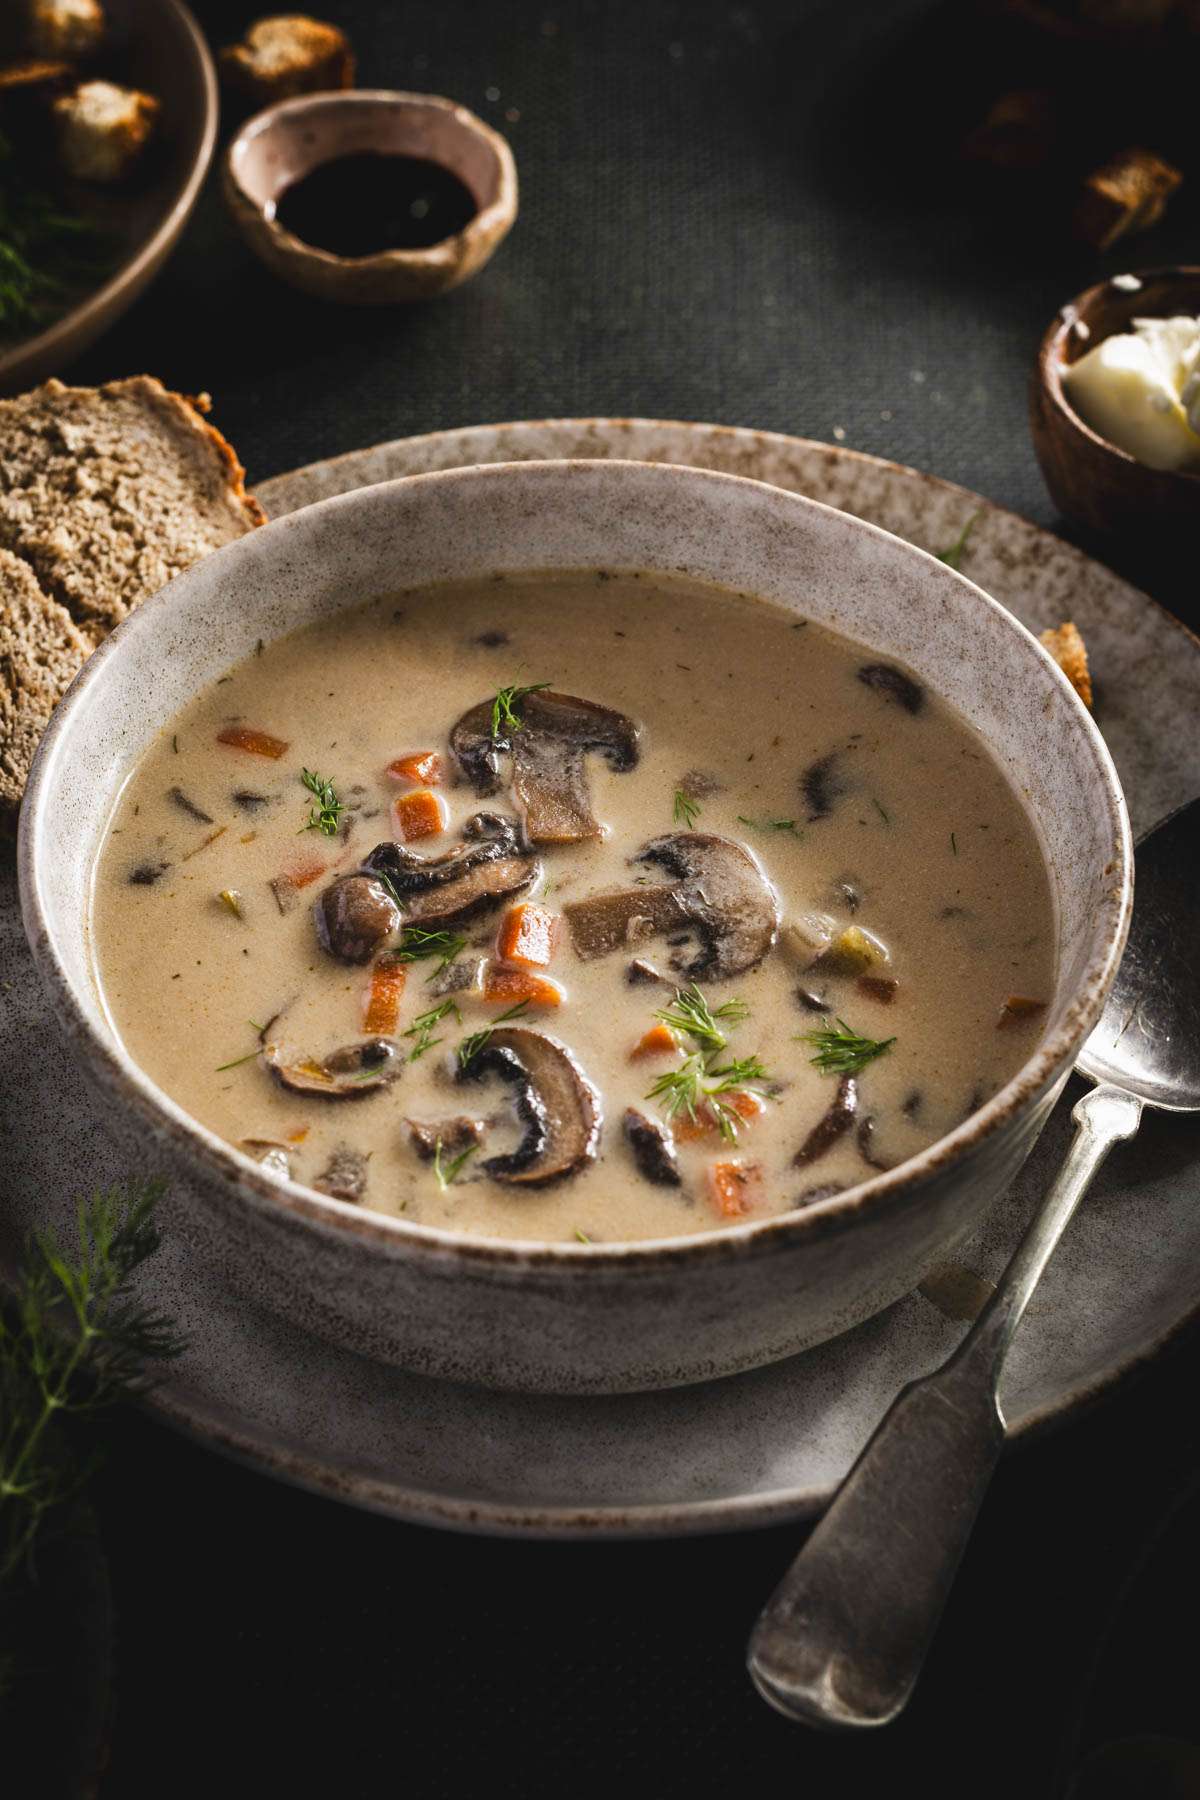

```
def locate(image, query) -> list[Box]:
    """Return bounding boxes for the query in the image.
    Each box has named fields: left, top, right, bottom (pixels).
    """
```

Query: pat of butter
left=1062, top=314, right=1200, bottom=473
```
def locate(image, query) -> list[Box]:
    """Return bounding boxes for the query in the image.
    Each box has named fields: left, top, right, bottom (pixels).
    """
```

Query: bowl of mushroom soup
left=18, top=460, right=1130, bottom=1393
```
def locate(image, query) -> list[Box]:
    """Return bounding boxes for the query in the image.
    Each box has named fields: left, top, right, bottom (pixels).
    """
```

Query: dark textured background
left=18, top=1, right=1200, bottom=1793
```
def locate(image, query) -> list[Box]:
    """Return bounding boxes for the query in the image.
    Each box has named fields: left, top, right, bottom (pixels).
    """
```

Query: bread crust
left=1039, top=620, right=1093, bottom=709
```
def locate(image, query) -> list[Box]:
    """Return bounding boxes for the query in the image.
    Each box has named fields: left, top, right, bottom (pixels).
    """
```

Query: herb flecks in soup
left=91, top=573, right=1055, bottom=1244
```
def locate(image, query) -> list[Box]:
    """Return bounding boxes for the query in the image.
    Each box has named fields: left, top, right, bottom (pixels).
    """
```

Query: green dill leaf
left=673, top=789, right=700, bottom=828
left=457, top=1000, right=532, bottom=1069
left=737, top=814, right=801, bottom=835
left=433, top=1138, right=477, bottom=1190
left=0, top=130, right=116, bottom=337
left=800, top=1017, right=896, bottom=1075
left=299, top=768, right=344, bottom=837
left=574, top=1228, right=592, bottom=1244
left=215, top=1048, right=260, bottom=1072
left=654, top=982, right=749, bottom=1054
left=950, top=831, right=958, bottom=855
left=935, top=511, right=980, bottom=572
left=872, top=798, right=890, bottom=824
left=404, top=999, right=462, bottom=1061
left=391, top=927, right=467, bottom=975
left=490, top=682, right=551, bottom=742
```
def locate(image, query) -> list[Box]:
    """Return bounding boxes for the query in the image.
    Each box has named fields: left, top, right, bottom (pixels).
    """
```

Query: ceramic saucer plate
left=3, top=418, right=1197, bottom=1537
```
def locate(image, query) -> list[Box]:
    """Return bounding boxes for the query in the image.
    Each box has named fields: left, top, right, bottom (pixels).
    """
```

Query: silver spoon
left=748, top=796, right=1200, bottom=1731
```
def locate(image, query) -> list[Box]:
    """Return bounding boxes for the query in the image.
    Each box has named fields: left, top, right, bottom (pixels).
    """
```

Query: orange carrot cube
left=387, top=750, right=443, bottom=786
left=283, top=854, right=328, bottom=890
left=216, top=725, right=289, bottom=759
left=708, top=1160, right=764, bottom=1218
left=676, top=1090, right=765, bottom=1141
left=496, top=902, right=561, bottom=970
left=629, top=1023, right=680, bottom=1060
left=363, top=957, right=407, bottom=1034
left=393, top=789, right=448, bottom=842
left=997, top=994, right=1047, bottom=1029
left=481, top=965, right=564, bottom=1007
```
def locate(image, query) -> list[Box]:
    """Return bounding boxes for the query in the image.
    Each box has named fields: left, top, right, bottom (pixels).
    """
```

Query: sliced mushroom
left=626, top=957, right=667, bottom=986
left=456, top=1027, right=600, bottom=1185
left=623, top=1109, right=682, bottom=1187
left=794, top=1075, right=858, bottom=1166
left=801, top=752, right=845, bottom=823
left=794, top=1182, right=846, bottom=1208
left=315, top=873, right=402, bottom=963
left=168, top=786, right=214, bottom=824
left=564, top=833, right=779, bottom=980
left=450, top=690, right=640, bottom=843
left=406, top=1116, right=486, bottom=1161
left=313, top=1145, right=370, bottom=1202
left=856, top=1115, right=894, bottom=1172
left=260, top=1016, right=402, bottom=1097
left=424, top=955, right=486, bottom=998
left=361, top=813, right=538, bottom=928
left=128, top=860, right=171, bottom=886
left=857, top=662, right=925, bottom=715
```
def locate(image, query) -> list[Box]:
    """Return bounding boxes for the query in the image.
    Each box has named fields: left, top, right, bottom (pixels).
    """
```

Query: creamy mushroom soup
left=90, top=572, right=1056, bottom=1244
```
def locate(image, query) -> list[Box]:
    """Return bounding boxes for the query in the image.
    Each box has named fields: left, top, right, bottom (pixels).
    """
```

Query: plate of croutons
left=0, top=0, right=216, bottom=391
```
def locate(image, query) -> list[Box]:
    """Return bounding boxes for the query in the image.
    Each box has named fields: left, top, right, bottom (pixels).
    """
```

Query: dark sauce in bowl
left=273, top=153, right=479, bottom=256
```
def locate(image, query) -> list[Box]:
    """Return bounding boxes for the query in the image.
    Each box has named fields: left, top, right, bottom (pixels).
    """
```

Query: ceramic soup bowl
left=19, top=460, right=1131, bottom=1394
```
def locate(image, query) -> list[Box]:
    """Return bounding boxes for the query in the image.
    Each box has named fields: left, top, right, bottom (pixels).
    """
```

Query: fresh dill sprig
left=800, top=1017, right=896, bottom=1075
left=645, top=1052, right=772, bottom=1144
left=404, top=1000, right=461, bottom=1061
left=654, top=982, right=749, bottom=1054
left=299, top=768, right=344, bottom=837
left=215, top=1048, right=259, bottom=1072
left=737, top=815, right=800, bottom=835
left=393, top=927, right=467, bottom=975
left=0, top=130, right=114, bottom=336
left=673, top=789, right=700, bottom=827
left=935, top=512, right=980, bottom=572
left=458, top=1001, right=532, bottom=1069
left=433, top=1138, right=477, bottom=1190
left=0, top=1181, right=184, bottom=1583
left=491, top=682, right=551, bottom=743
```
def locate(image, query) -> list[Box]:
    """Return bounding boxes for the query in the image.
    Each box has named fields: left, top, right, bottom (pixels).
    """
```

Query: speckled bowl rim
left=223, top=88, right=518, bottom=276
left=19, top=459, right=1133, bottom=1276
left=0, top=0, right=217, bottom=389
left=1038, top=265, right=1200, bottom=488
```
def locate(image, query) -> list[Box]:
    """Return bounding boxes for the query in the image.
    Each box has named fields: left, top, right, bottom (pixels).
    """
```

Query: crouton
left=220, top=15, right=354, bottom=106
left=1075, top=147, right=1182, bottom=250
left=30, top=0, right=106, bottom=62
left=1039, top=621, right=1093, bottom=709
left=53, top=78, right=158, bottom=183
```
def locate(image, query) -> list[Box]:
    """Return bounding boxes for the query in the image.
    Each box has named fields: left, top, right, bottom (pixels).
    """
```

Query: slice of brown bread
left=0, top=546, right=90, bottom=820
left=0, top=375, right=265, bottom=641
left=0, top=376, right=265, bottom=828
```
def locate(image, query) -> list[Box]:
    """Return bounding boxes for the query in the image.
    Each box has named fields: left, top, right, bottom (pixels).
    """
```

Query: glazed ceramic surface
left=19, top=457, right=1128, bottom=1393
left=223, top=90, right=517, bottom=302
left=3, top=421, right=1196, bottom=1529
left=0, top=0, right=216, bottom=393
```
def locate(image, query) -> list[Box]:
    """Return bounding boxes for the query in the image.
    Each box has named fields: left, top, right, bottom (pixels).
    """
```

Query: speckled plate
left=4, top=419, right=1198, bottom=1537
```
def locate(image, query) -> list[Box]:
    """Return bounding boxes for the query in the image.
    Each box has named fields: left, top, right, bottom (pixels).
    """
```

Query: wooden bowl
left=0, top=0, right=217, bottom=394
left=1031, top=266, right=1200, bottom=544
left=223, top=89, right=518, bottom=304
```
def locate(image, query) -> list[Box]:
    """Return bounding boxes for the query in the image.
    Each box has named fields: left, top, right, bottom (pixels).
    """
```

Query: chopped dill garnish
left=0, top=130, right=115, bottom=337
left=215, top=1047, right=260, bottom=1072
left=800, top=1018, right=896, bottom=1075
left=737, top=815, right=800, bottom=835
left=392, top=927, right=467, bottom=974
left=404, top=1000, right=462, bottom=1061
left=433, top=1138, right=477, bottom=1190
left=872, top=798, right=890, bottom=824
left=458, top=1001, right=531, bottom=1069
left=935, top=511, right=980, bottom=572
left=654, top=982, right=749, bottom=1054
left=574, top=1228, right=592, bottom=1244
left=673, top=789, right=700, bottom=827
left=950, top=831, right=958, bottom=855
left=491, top=681, right=551, bottom=742
left=299, top=768, right=344, bottom=837
left=645, top=1051, right=772, bottom=1144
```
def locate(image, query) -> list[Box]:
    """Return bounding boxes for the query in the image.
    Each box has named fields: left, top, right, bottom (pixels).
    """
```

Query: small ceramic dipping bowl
left=21, top=462, right=1132, bottom=1394
left=1031, top=266, right=1200, bottom=544
left=223, top=88, right=517, bottom=303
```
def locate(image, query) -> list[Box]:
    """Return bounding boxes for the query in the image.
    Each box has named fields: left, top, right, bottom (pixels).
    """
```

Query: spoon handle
left=747, top=1082, right=1143, bottom=1732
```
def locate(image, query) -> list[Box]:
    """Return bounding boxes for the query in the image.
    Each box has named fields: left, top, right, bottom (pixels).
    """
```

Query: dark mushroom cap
left=361, top=813, right=538, bottom=927
left=450, top=690, right=640, bottom=843
left=623, top=1108, right=682, bottom=1187
left=313, top=1145, right=371, bottom=1202
left=794, top=1075, right=858, bottom=1166
left=457, top=1026, right=600, bottom=1185
left=260, top=1017, right=402, bottom=1097
left=314, top=873, right=401, bottom=964
left=563, top=832, right=779, bottom=980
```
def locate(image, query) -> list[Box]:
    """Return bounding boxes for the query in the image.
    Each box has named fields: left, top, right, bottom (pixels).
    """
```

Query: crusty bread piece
left=0, top=376, right=265, bottom=642
left=30, top=0, right=106, bottom=62
left=220, top=15, right=354, bottom=105
left=53, top=77, right=158, bottom=182
left=0, top=547, right=90, bottom=822
left=1040, top=621, right=1093, bottom=709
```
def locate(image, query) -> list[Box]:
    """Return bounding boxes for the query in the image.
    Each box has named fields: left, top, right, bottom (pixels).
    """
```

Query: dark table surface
left=12, top=1, right=1200, bottom=1794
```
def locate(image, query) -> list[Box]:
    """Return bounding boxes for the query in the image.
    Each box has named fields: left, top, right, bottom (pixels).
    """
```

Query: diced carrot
left=997, top=994, right=1047, bottom=1029
left=481, top=965, right=564, bottom=1007
left=363, top=957, right=407, bottom=1034
left=676, top=1090, right=765, bottom=1141
left=286, top=1127, right=310, bottom=1144
left=387, top=750, right=443, bottom=786
left=708, top=1160, right=765, bottom=1218
left=393, top=789, right=448, bottom=842
left=629, top=1022, right=680, bottom=1060
left=496, top=902, right=561, bottom=970
left=282, top=854, right=328, bottom=890
left=216, top=725, right=289, bottom=759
